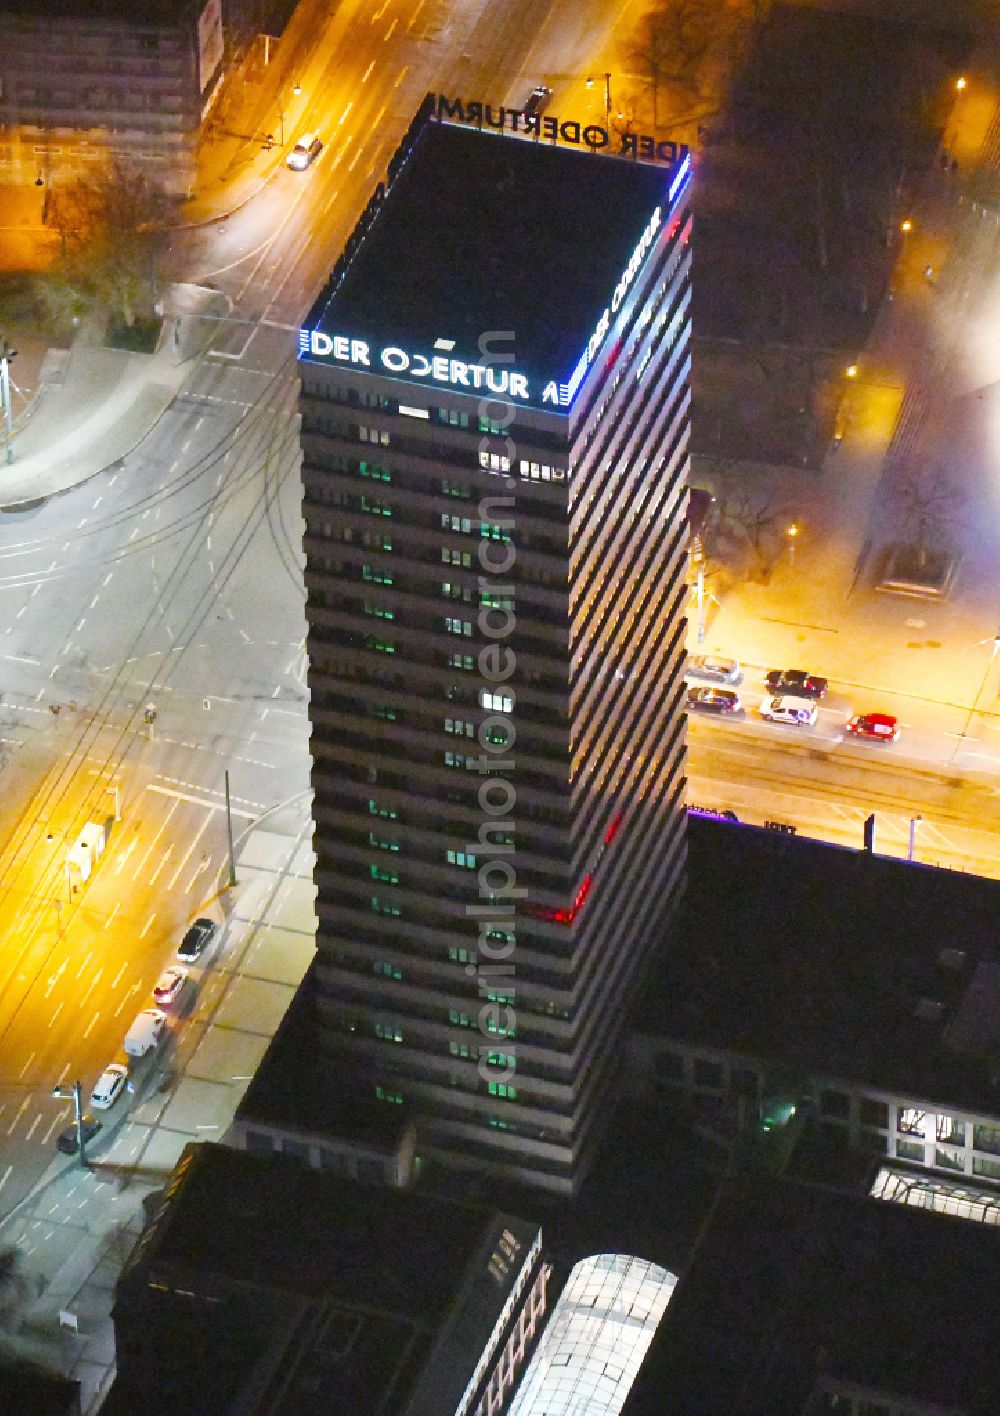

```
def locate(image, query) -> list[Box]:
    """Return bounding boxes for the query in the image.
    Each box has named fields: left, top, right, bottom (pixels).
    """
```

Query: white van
left=759, top=694, right=818, bottom=727
left=123, top=1008, right=166, bottom=1058
left=67, top=821, right=107, bottom=886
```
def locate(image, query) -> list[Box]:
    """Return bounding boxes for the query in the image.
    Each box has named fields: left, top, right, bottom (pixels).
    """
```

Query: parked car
left=687, top=654, right=741, bottom=684
left=686, top=686, right=741, bottom=714
left=522, top=86, right=553, bottom=118
left=760, top=695, right=818, bottom=727
left=177, top=918, right=216, bottom=963
left=847, top=712, right=899, bottom=743
left=152, top=966, right=188, bottom=1007
left=90, top=1063, right=129, bottom=1112
left=124, top=1008, right=167, bottom=1058
left=286, top=134, right=323, bottom=170
left=56, top=1114, right=102, bottom=1155
left=765, top=668, right=828, bottom=699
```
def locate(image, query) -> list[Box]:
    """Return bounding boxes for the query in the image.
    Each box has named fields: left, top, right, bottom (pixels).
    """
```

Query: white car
left=90, top=1063, right=128, bottom=1111
left=687, top=654, right=741, bottom=684
left=759, top=694, right=818, bottom=727
left=286, top=134, right=322, bottom=170
left=124, top=1008, right=167, bottom=1058
left=152, top=965, right=188, bottom=1006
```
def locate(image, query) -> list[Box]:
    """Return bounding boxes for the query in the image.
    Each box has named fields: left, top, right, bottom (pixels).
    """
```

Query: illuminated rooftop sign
left=299, top=329, right=533, bottom=400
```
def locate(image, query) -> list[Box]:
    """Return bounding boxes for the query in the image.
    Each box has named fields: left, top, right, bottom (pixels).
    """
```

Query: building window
left=448, top=946, right=477, bottom=964
left=973, top=1124, right=1000, bottom=1156
left=896, top=1139, right=924, bottom=1162
left=448, top=652, right=475, bottom=671
left=442, top=513, right=473, bottom=533
left=445, top=718, right=475, bottom=737
left=488, top=1115, right=513, bottom=1130
left=371, top=896, right=401, bottom=917
left=480, top=593, right=514, bottom=610
left=399, top=404, right=429, bottom=420
left=442, top=547, right=473, bottom=567
left=486, top=1051, right=515, bottom=1068
left=360, top=495, right=391, bottom=517
left=362, top=564, right=393, bottom=585
left=359, top=460, right=391, bottom=482
left=370, top=704, right=397, bottom=722
left=479, top=416, right=506, bottom=435
left=364, top=635, right=395, bottom=654
left=480, top=522, right=511, bottom=543
left=441, top=581, right=473, bottom=601
left=369, top=830, right=399, bottom=852
left=859, top=1098, right=889, bottom=1129
left=446, top=849, right=477, bottom=868
left=364, top=602, right=395, bottom=620
left=436, top=409, right=470, bottom=428
left=368, top=799, right=398, bottom=819
left=479, top=451, right=512, bottom=473
left=375, top=1022, right=403, bottom=1042
left=441, top=477, right=472, bottom=496
left=445, top=617, right=473, bottom=637
left=449, top=1009, right=472, bottom=1027
left=375, top=1085, right=403, bottom=1104
left=360, top=426, right=390, bottom=445
left=450, top=1039, right=476, bottom=1058
left=444, top=750, right=472, bottom=768
left=373, top=960, right=402, bottom=979
left=370, top=863, right=399, bottom=884
left=488, top=1081, right=517, bottom=1099
left=361, top=530, right=392, bottom=551
left=245, top=1130, right=274, bottom=1154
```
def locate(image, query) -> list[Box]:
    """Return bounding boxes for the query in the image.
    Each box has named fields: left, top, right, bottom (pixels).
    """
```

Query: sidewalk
left=0, top=802, right=317, bottom=1414
left=0, top=285, right=227, bottom=508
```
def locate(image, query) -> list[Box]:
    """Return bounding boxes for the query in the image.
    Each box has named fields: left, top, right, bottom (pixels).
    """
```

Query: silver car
left=687, top=654, right=741, bottom=684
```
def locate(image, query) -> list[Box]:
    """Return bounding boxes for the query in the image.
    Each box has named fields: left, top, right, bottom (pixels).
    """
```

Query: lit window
left=444, top=617, right=473, bottom=637
left=358, top=461, right=391, bottom=482
left=444, top=718, right=475, bottom=737
left=399, top=404, right=429, bottom=419
left=370, top=896, right=401, bottom=917
left=368, top=799, right=398, bottom=820
left=480, top=690, right=514, bottom=712
left=360, top=495, right=391, bottom=517
left=362, top=564, right=393, bottom=585
left=375, top=1022, right=403, bottom=1042
left=373, top=960, right=402, bottom=979
left=448, top=946, right=477, bottom=964
left=364, top=635, right=395, bottom=654
left=446, top=849, right=477, bottom=868
left=364, top=602, right=395, bottom=620
left=375, top=1085, right=403, bottom=1104
left=369, top=830, right=399, bottom=852
left=488, top=1081, right=517, bottom=1099
left=448, top=652, right=475, bottom=670
left=370, top=863, right=398, bottom=884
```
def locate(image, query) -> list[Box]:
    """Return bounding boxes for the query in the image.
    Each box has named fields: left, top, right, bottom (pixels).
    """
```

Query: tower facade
left=298, top=106, right=693, bottom=1194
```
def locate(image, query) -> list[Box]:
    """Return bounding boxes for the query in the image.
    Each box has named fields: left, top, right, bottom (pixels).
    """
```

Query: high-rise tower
left=298, top=102, right=693, bottom=1194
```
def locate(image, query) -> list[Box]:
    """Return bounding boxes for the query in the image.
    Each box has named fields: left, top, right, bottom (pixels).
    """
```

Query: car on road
left=286, top=134, right=323, bottom=171
left=765, top=668, right=828, bottom=699
left=847, top=712, right=899, bottom=743
left=56, top=1114, right=102, bottom=1155
left=90, top=1063, right=129, bottom=1111
left=124, top=1008, right=167, bottom=1058
left=760, top=694, right=818, bottom=727
left=687, top=654, right=741, bottom=684
left=522, top=86, right=553, bottom=118
left=177, top=918, right=216, bottom=963
left=686, top=686, right=741, bottom=714
left=152, top=966, right=188, bottom=1007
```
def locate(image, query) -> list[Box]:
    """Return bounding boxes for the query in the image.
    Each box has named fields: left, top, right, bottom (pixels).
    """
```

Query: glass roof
left=871, top=1165, right=1000, bottom=1225
left=507, top=1252, right=677, bottom=1416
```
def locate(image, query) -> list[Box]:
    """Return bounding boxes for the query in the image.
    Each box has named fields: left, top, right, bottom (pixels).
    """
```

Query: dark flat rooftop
left=625, top=1175, right=1000, bottom=1415
left=1, top=1, right=195, bottom=20
left=639, top=816, right=1000, bottom=1113
left=305, top=117, right=676, bottom=399
left=237, top=961, right=412, bottom=1152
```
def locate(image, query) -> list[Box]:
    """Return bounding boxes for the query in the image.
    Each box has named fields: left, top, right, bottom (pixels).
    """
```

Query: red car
left=847, top=712, right=899, bottom=743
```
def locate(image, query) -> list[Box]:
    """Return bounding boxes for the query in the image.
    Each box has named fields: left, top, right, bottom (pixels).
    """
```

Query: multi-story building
left=0, top=0, right=227, bottom=194
left=297, top=104, right=694, bottom=1194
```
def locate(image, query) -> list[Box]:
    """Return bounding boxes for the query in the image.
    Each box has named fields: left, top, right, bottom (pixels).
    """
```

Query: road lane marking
left=150, top=847, right=174, bottom=886
left=18, top=1051, right=35, bottom=1080
left=146, top=782, right=257, bottom=817
left=139, top=912, right=156, bottom=939
left=338, top=102, right=354, bottom=126
left=384, top=15, right=398, bottom=39
left=75, top=950, right=94, bottom=981
left=113, top=982, right=141, bottom=1019
left=111, top=961, right=128, bottom=988
left=410, top=0, right=427, bottom=24
left=6, top=1097, right=29, bottom=1135
left=82, top=1011, right=100, bottom=1039
left=104, top=901, right=122, bottom=929
left=362, top=59, right=375, bottom=82
left=0, top=1165, right=12, bottom=1194
left=83, top=966, right=104, bottom=999
left=167, top=813, right=212, bottom=891
left=24, top=1113, right=42, bottom=1142
left=42, top=1112, right=66, bottom=1143
left=44, top=959, right=67, bottom=998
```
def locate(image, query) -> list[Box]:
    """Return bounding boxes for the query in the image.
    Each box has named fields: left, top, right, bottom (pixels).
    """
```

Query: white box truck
left=67, top=821, right=107, bottom=887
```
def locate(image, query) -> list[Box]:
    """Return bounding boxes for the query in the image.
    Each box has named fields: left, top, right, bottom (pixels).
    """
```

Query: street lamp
left=52, top=1080, right=89, bottom=1168
left=0, top=334, right=16, bottom=465
left=786, top=521, right=800, bottom=567
left=900, top=218, right=913, bottom=234
left=956, top=75, right=967, bottom=91
left=587, top=72, right=612, bottom=126
left=845, top=364, right=858, bottom=380
left=908, top=814, right=922, bottom=861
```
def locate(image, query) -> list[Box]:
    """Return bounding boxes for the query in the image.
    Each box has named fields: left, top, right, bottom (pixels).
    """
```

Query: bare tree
left=894, top=465, right=964, bottom=568
left=44, top=159, right=175, bottom=329
left=622, top=0, right=724, bottom=127
left=717, top=487, right=791, bottom=572
left=0, top=1246, right=31, bottom=1329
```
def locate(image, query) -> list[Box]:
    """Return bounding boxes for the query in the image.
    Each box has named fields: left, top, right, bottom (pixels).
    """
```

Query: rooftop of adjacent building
left=109, top=1140, right=539, bottom=1416
left=622, top=1172, right=1000, bottom=1415
left=2, top=1363, right=81, bottom=1416
left=304, top=116, right=679, bottom=399
left=0, top=0, right=198, bottom=21
left=638, top=815, right=1000, bottom=1114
